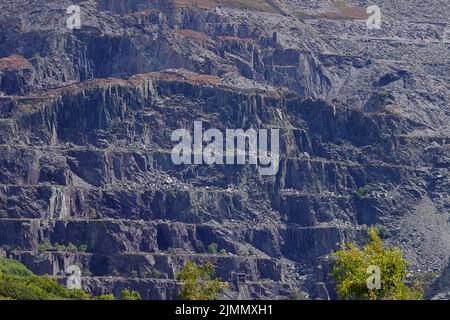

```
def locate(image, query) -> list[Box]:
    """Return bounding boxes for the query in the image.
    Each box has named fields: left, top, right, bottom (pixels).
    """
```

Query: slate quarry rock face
left=0, top=0, right=449, bottom=299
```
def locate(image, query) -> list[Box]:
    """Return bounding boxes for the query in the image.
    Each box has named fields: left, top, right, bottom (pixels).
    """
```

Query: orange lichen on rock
left=32, top=78, right=130, bottom=100
left=175, top=0, right=216, bottom=9
left=0, top=54, right=32, bottom=71
left=338, top=6, right=368, bottom=19
left=218, top=36, right=252, bottom=43
left=176, top=29, right=210, bottom=42
left=132, top=69, right=221, bottom=86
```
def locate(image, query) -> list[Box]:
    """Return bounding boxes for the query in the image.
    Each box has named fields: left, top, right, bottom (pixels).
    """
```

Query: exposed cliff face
left=0, top=0, right=448, bottom=299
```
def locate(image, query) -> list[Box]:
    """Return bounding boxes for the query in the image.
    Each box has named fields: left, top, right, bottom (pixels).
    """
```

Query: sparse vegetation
left=31, top=53, right=43, bottom=64
left=177, top=261, right=228, bottom=300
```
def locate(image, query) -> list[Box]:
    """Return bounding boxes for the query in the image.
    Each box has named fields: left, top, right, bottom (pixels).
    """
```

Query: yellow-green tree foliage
left=331, top=228, right=423, bottom=300
left=120, top=288, right=141, bottom=300
left=177, top=261, right=228, bottom=300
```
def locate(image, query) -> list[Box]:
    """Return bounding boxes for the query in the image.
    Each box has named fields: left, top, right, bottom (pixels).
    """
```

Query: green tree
left=176, top=261, right=228, bottom=300
left=331, top=228, right=423, bottom=300
left=120, top=289, right=141, bottom=300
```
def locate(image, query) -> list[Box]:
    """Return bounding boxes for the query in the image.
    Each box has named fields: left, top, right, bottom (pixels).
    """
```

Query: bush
left=111, top=269, right=119, bottom=277
left=66, top=243, right=77, bottom=253
left=78, top=244, right=88, bottom=253
left=219, top=249, right=227, bottom=255
left=83, top=270, right=92, bottom=277
left=120, top=289, right=141, bottom=300
left=37, top=240, right=53, bottom=253
left=151, top=269, right=162, bottom=279
left=55, top=244, right=67, bottom=252
left=355, top=185, right=370, bottom=199
left=331, top=228, right=423, bottom=300
left=177, top=261, right=228, bottom=300
left=88, top=208, right=98, bottom=219
left=377, top=226, right=390, bottom=239
left=130, top=271, right=138, bottom=278
left=208, top=243, right=218, bottom=254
